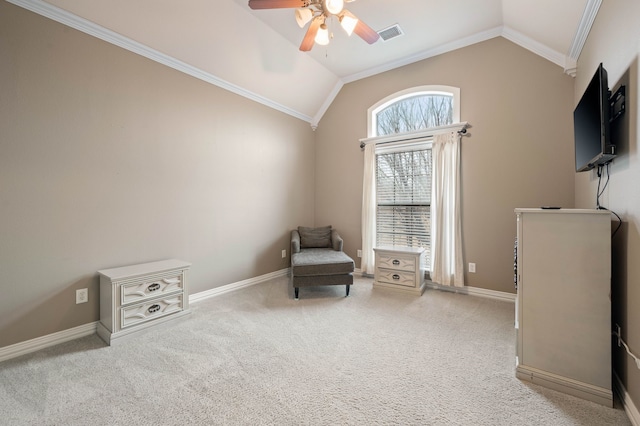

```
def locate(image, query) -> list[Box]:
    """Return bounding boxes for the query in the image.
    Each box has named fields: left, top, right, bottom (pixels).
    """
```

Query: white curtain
left=430, top=132, right=464, bottom=287
left=361, top=143, right=376, bottom=275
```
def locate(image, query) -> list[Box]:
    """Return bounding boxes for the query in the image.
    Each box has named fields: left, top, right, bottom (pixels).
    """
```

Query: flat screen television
left=573, top=63, right=616, bottom=172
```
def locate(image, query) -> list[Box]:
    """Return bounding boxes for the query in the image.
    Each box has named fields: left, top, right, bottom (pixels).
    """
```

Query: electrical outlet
left=76, top=288, right=88, bottom=304
left=616, top=324, right=622, bottom=347
left=468, top=263, right=476, bottom=273
left=281, top=249, right=286, bottom=258
left=357, top=249, right=362, bottom=258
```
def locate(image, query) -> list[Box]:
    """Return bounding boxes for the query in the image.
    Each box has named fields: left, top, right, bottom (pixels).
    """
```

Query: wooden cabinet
left=373, top=246, right=426, bottom=295
left=515, top=209, right=612, bottom=406
left=97, top=259, right=191, bottom=345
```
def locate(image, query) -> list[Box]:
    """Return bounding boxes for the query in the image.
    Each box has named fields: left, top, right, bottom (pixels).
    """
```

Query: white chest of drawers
left=373, top=246, right=426, bottom=295
left=97, top=259, right=191, bottom=345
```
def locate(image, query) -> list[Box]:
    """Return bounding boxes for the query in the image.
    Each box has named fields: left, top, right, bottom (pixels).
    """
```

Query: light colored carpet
left=0, top=276, right=631, bottom=425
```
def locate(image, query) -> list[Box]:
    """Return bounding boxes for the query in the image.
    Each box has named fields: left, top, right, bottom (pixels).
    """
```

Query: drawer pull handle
left=148, top=283, right=161, bottom=292
left=148, top=304, right=161, bottom=314
left=392, top=259, right=400, bottom=265
left=392, top=274, right=400, bottom=280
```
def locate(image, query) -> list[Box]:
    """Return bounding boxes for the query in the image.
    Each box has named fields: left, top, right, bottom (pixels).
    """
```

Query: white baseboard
left=0, top=321, right=98, bottom=363
left=0, top=269, right=290, bottom=363
left=359, top=270, right=515, bottom=302
left=426, top=281, right=516, bottom=302
left=614, top=371, right=640, bottom=426
left=0, top=268, right=515, bottom=363
left=189, top=268, right=290, bottom=304
left=0, top=269, right=291, bottom=363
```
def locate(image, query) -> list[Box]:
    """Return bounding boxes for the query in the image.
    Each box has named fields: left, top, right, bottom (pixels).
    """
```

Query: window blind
left=376, top=148, right=432, bottom=268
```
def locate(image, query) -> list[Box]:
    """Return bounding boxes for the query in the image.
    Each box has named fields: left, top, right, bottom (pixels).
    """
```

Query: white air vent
left=378, top=24, right=403, bottom=42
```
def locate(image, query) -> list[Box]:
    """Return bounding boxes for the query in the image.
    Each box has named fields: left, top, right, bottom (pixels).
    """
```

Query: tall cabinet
left=515, top=208, right=612, bottom=406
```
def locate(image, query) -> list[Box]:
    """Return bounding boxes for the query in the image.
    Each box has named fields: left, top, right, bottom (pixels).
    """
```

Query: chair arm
left=291, top=230, right=301, bottom=254
left=331, top=230, right=344, bottom=251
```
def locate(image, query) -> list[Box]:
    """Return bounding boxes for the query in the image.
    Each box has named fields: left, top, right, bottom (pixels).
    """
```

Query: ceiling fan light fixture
left=295, top=8, right=313, bottom=28
left=315, top=23, right=330, bottom=45
left=339, top=13, right=358, bottom=36
left=248, top=0, right=379, bottom=51
left=324, top=0, right=344, bottom=15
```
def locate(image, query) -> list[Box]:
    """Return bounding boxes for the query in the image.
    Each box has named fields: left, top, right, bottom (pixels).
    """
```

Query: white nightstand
left=97, top=259, right=191, bottom=345
left=373, top=246, right=426, bottom=295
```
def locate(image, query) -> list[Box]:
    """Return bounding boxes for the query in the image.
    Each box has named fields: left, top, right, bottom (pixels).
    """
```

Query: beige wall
left=574, top=0, right=640, bottom=411
left=0, top=2, right=315, bottom=347
left=6, top=3, right=633, bottom=411
left=315, top=37, right=576, bottom=294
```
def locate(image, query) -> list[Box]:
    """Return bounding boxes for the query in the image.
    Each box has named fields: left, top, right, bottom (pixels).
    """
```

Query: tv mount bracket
left=609, top=85, right=626, bottom=123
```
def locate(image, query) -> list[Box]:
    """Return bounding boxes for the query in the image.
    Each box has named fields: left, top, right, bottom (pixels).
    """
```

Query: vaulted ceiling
left=9, top=0, right=600, bottom=127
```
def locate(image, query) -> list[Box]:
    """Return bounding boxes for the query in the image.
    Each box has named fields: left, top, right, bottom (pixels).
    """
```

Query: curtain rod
left=359, top=122, right=469, bottom=149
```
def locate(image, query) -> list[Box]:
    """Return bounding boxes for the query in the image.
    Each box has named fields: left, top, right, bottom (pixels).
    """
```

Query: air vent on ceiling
left=378, top=24, right=404, bottom=42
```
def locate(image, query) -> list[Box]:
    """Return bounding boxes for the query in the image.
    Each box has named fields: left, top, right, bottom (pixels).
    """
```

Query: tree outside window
left=374, top=93, right=454, bottom=270
left=376, top=94, right=453, bottom=136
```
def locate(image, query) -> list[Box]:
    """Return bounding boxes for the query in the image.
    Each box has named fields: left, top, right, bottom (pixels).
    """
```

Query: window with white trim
left=376, top=142, right=432, bottom=262
left=369, top=86, right=459, bottom=270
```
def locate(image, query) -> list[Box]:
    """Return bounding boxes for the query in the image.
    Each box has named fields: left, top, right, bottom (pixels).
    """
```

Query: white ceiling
left=11, top=0, right=598, bottom=127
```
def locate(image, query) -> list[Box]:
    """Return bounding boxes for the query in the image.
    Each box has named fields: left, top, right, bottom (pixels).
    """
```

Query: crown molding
left=6, top=0, right=313, bottom=124
left=316, top=25, right=575, bottom=125
left=500, top=25, right=582, bottom=77
left=311, top=80, right=344, bottom=130
left=341, top=26, right=503, bottom=84
left=500, top=26, right=572, bottom=73
left=340, top=24, right=578, bottom=85
left=568, top=0, right=602, bottom=62
left=10, top=0, right=594, bottom=127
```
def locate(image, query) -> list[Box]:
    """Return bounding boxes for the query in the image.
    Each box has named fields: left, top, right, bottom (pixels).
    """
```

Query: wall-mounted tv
left=574, top=63, right=616, bottom=172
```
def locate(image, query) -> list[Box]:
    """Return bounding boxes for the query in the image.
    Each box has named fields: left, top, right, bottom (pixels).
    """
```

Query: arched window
left=368, top=86, right=460, bottom=138
left=361, top=86, right=461, bottom=275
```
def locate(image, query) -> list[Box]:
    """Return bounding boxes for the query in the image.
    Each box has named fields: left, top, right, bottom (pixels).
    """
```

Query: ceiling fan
left=248, top=0, right=380, bottom=51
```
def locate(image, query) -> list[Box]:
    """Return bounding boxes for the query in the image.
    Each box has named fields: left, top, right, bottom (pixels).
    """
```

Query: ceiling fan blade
left=352, top=15, right=380, bottom=44
left=248, top=0, right=307, bottom=10
left=299, top=17, right=321, bottom=51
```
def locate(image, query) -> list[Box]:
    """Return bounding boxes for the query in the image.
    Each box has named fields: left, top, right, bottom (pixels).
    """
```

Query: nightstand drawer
left=377, top=254, right=416, bottom=272
left=121, top=273, right=184, bottom=305
left=373, top=247, right=426, bottom=295
left=121, top=294, right=184, bottom=329
left=98, top=259, right=191, bottom=345
left=376, top=268, right=416, bottom=287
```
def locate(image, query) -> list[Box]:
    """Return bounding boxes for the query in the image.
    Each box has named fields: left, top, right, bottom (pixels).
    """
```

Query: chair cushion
left=293, top=274, right=353, bottom=287
left=298, top=226, right=332, bottom=248
left=292, top=248, right=355, bottom=276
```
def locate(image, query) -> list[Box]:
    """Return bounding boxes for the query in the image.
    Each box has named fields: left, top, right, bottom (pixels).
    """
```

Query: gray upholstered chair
left=290, top=226, right=355, bottom=299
